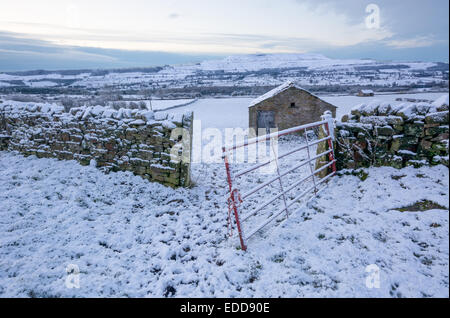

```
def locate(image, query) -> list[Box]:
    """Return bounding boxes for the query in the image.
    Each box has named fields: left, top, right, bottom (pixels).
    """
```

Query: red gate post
left=222, top=147, right=247, bottom=251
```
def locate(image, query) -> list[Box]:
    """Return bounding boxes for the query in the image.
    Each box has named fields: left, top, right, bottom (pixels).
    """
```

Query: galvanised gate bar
left=222, top=112, right=336, bottom=251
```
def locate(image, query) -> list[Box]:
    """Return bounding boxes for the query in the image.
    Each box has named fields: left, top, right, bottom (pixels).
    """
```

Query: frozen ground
left=0, top=145, right=448, bottom=297
left=167, top=97, right=253, bottom=131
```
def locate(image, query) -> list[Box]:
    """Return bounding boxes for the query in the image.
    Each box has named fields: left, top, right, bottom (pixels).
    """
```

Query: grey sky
left=0, top=0, right=448, bottom=71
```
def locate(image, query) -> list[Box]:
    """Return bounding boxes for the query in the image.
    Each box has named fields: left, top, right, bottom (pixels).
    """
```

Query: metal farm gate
left=222, top=112, right=336, bottom=251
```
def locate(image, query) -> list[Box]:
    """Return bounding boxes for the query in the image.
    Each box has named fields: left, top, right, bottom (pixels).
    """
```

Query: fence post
left=304, top=127, right=318, bottom=195
left=321, top=111, right=337, bottom=173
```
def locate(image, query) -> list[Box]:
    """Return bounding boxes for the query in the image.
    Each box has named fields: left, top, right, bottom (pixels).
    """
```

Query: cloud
left=0, top=0, right=448, bottom=69
left=0, top=1, right=396, bottom=54
left=301, top=0, right=449, bottom=39
left=0, top=31, right=218, bottom=71
left=0, top=19, right=394, bottom=55
left=386, top=36, right=442, bottom=49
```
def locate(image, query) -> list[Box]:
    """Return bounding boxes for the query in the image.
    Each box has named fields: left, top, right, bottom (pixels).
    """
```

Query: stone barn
left=248, top=82, right=337, bottom=133
left=357, top=89, right=375, bottom=97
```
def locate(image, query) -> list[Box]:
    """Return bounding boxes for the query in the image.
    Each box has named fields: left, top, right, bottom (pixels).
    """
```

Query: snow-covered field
left=167, top=98, right=253, bottom=130
left=26, top=81, right=58, bottom=88
left=0, top=91, right=448, bottom=298
left=164, top=93, right=448, bottom=134
left=0, top=145, right=448, bottom=297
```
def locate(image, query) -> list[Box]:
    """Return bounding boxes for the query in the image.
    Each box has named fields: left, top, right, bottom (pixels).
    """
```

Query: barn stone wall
left=249, top=87, right=337, bottom=132
left=332, top=100, right=449, bottom=170
left=0, top=101, right=193, bottom=188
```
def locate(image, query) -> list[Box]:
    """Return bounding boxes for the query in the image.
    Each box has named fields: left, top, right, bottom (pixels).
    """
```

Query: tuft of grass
left=338, top=169, right=369, bottom=181
left=356, top=170, right=369, bottom=181
left=395, top=200, right=447, bottom=212
left=271, top=253, right=285, bottom=263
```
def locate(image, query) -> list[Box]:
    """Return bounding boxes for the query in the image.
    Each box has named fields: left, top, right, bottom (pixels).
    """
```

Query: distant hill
left=0, top=53, right=448, bottom=95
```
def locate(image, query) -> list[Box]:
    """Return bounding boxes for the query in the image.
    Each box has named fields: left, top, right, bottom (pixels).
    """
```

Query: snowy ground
left=0, top=146, right=448, bottom=297
left=0, top=91, right=448, bottom=298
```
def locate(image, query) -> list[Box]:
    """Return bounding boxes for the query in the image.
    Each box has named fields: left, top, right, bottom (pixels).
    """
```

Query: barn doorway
left=257, top=111, right=275, bottom=134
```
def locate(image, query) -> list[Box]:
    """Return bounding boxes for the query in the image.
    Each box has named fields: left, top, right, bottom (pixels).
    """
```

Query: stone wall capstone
left=0, top=101, right=193, bottom=188
left=333, top=96, right=449, bottom=170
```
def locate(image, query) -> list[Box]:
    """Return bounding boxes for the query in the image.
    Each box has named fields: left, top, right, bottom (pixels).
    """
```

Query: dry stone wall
left=334, top=96, right=449, bottom=170
left=0, top=101, right=193, bottom=188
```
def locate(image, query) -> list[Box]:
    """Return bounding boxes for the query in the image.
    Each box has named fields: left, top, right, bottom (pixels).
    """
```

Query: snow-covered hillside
left=0, top=53, right=447, bottom=91
left=196, top=53, right=377, bottom=72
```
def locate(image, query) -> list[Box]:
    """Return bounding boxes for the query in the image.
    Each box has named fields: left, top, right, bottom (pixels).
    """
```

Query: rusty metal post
left=222, top=147, right=247, bottom=251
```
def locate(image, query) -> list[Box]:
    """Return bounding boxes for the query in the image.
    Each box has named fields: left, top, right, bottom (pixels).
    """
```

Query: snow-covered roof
left=360, top=89, right=374, bottom=94
left=249, top=81, right=316, bottom=108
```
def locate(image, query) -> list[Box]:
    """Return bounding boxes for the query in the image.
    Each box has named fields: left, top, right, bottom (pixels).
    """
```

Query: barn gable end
left=248, top=82, right=337, bottom=132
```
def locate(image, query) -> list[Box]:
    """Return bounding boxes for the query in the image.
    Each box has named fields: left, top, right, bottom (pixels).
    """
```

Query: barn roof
left=248, top=81, right=326, bottom=108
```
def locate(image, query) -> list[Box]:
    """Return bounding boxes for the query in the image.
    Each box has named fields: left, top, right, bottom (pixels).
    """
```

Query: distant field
left=165, top=92, right=449, bottom=130
left=163, top=92, right=447, bottom=158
